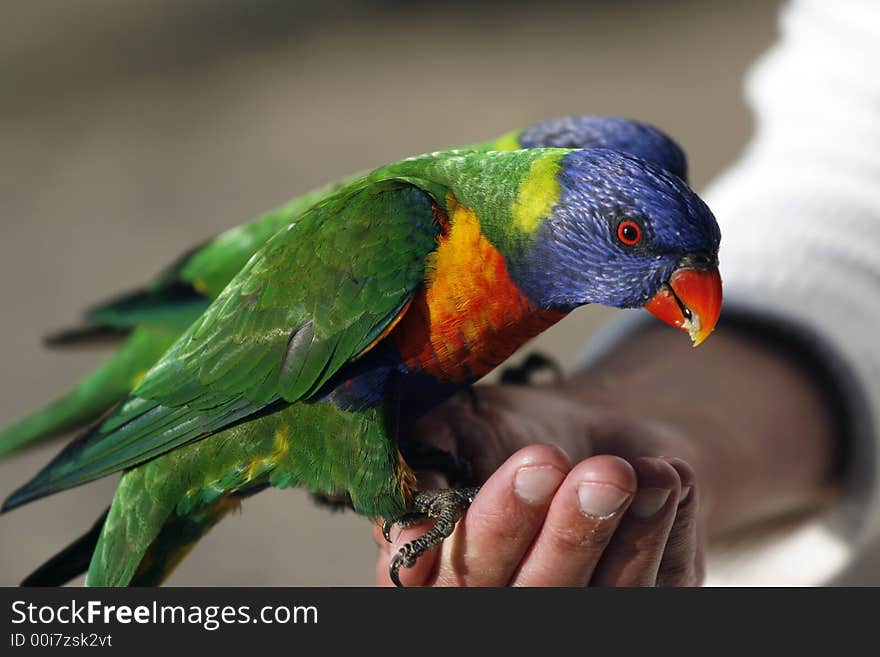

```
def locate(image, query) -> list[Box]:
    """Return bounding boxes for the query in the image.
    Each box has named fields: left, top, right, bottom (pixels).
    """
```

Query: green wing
left=83, top=180, right=350, bottom=333
left=3, top=178, right=441, bottom=510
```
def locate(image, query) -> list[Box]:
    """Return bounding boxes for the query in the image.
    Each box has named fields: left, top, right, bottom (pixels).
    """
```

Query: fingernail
left=630, top=488, right=671, bottom=518
left=577, top=482, right=630, bottom=518
left=514, top=465, right=564, bottom=504
left=679, top=486, right=692, bottom=505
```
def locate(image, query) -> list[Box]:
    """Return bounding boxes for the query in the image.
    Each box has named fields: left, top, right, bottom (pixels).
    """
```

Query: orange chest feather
left=389, top=202, right=564, bottom=381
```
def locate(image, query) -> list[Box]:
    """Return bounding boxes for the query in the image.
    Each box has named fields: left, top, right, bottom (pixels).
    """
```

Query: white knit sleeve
left=585, top=0, right=880, bottom=584
left=703, top=0, right=880, bottom=584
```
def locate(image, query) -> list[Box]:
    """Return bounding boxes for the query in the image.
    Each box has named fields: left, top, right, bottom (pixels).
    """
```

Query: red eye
left=617, top=221, right=642, bottom=246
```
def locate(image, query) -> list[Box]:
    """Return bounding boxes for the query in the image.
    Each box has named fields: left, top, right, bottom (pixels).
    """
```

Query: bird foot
left=383, top=487, right=480, bottom=587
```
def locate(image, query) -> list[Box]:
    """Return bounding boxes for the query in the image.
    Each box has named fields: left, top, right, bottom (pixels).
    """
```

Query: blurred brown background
left=0, top=0, right=778, bottom=585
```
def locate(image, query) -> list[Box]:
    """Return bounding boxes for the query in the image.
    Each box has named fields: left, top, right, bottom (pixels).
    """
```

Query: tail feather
left=21, top=509, right=108, bottom=586
left=128, top=496, right=243, bottom=586
left=0, top=327, right=178, bottom=458
left=43, top=325, right=131, bottom=348
left=85, top=282, right=209, bottom=334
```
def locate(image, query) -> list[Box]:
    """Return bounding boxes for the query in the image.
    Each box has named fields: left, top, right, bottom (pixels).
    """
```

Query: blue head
left=510, top=148, right=721, bottom=345
left=519, top=115, right=689, bottom=182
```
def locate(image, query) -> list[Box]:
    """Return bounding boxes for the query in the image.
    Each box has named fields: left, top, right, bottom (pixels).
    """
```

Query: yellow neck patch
left=487, top=130, right=522, bottom=152
left=511, top=154, right=561, bottom=234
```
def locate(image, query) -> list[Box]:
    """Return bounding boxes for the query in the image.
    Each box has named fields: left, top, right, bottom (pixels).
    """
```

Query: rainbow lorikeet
left=0, top=116, right=687, bottom=460
left=3, top=135, right=720, bottom=588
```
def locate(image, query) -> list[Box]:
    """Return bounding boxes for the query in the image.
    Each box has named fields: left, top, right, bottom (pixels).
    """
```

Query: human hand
left=374, top=385, right=705, bottom=587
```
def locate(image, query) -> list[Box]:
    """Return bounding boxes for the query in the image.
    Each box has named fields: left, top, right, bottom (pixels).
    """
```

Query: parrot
left=0, top=116, right=688, bottom=459
left=3, top=142, right=721, bottom=587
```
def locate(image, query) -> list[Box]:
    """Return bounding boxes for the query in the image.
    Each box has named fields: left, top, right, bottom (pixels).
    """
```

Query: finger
left=432, top=444, right=571, bottom=586
left=509, top=455, right=637, bottom=586
left=656, top=457, right=702, bottom=586
left=589, top=457, right=681, bottom=587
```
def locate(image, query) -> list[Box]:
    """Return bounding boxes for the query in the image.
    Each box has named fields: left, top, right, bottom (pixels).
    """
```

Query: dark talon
left=390, top=549, right=416, bottom=587
left=382, top=512, right=428, bottom=543
left=388, top=486, right=480, bottom=587
left=382, top=518, right=395, bottom=543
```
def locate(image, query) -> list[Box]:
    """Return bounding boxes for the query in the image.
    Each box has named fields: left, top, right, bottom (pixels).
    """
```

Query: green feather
left=87, top=398, right=405, bottom=586
left=3, top=179, right=442, bottom=509
left=7, top=147, right=578, bottom=587
left=0, top=327, right=177, bottom=456
left=0, top=128, right=552, bottom=460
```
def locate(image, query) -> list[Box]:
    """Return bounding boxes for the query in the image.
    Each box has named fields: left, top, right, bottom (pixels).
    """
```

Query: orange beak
left=645, top=267, right=722, bottom=346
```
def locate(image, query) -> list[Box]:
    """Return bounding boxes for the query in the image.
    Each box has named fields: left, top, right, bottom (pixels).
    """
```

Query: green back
left=4, top=148, right=568, bottom=511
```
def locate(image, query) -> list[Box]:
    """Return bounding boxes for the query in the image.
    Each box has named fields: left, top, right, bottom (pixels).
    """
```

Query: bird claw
left=385, top=486, right=480, bottom=587
left=382, top=518, right=395, bottom=544
left=382, top=511, right=428, bottom=543
left=389, top=547, right=418, bottom=587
